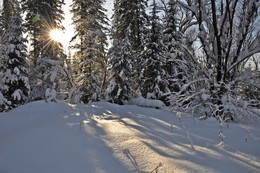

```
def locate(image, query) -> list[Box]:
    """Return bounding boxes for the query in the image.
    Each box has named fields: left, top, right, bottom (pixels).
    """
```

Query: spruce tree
left=106, top=35, right=133, bottom=105
left=106, top=0, right=148, bottom=104
left=0, top=22, right=10, bottom=111
left=71, top=0, right=108, bottom=103
left=140, top=0, right=169, bottom=101
left=162, top=0, right=197, bottom=101
left=21, top=0, right=65, bottom=100
left=117, top=0, right=147, bottom=53
left=117, top=0, right=148, bottom=89
left=0, top=2, right=30, bottom=111
left=163, top=0, right=185, bottom=93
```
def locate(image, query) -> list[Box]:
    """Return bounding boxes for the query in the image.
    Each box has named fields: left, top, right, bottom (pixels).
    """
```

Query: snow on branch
left=177, top=0, right=198, bottom=17
left=177, top=78, right=207, bottom=96
left=227, top=46, right=260, bottom=73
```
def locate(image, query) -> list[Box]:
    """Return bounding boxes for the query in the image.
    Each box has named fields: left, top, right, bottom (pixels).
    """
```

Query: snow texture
left=0, top=101, right=259, bottom=173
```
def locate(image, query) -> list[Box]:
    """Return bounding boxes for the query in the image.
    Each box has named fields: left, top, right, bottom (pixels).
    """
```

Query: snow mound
left=129, top=96, right=165, bottom=108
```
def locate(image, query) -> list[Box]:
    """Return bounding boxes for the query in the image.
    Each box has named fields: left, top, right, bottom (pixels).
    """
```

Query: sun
left=49, top=29, right=65, bottom=43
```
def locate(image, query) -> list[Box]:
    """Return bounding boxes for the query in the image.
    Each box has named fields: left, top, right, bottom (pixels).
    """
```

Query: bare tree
left=174, top=0, right=260, bottom=122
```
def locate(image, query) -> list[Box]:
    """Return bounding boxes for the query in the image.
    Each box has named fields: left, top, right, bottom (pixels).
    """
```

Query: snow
left=7, top=44, right=15, bottom=53
left=13, top=67, right=20, bottom=75
left=45, top=87, right=57, bottom=102
left=11, top=89, right=22, bottom=101
left=0, top=101, right=260, bottom=173
left=129, top=96, right=166, bottom=108
left=50, top=67, right=58, bottom=82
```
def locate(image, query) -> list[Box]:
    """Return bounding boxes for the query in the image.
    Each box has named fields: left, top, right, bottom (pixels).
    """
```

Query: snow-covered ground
left=0, top=101, right=259, bottom=173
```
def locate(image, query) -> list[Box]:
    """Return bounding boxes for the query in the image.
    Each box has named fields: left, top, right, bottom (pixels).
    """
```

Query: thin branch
left=227, top=47, right=260, bottom=73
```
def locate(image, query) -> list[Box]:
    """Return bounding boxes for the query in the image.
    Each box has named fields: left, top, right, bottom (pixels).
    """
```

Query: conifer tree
left=161, top=0, right=199, bottom=108
left=21, top=0, right=65, bottom=100
left=106, top=0, right=148, bottom=104
left=162, top=0, right=186, bottom=93
left=71, top=0, right=108, bottom=103
left=163, top=0, right=178, bottom=71
left=0, top=2, right=30, bottom=111
left=121, top=0, right=147, bottom=52
left=140, top=0, right=170, bottom=101
left=2, top=0, right=15, bottom=29
left=0, top=24, right=10, bottom=111
left=118, top=0, right=148, bottom=89
left=106, top=35, right=133, bottom=105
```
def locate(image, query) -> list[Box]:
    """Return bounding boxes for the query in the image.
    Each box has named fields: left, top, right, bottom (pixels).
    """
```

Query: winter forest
left=0, top=0, right=260, bottom=122
left=1, top=0, right=260, bottom=172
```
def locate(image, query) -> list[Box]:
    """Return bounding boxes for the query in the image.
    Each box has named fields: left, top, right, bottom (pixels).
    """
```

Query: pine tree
left=111, top=0, right=147, bottom=49
left=106, top=35, right=133, bottom=105
left=113, top=0, right=148, bottom=87
left=21, top=0, right=65, bottom=101
left=106, top=0, right=148, bottom=104
left=0, top=21, right=10, bottom=111
left=140, top=0, right=170, bottom=101
left=0, top=2, right=30, bottom=111
left=119, top=0, right=148, bottom=89
left=163, top=0, right=184, bottom=91
left=71, top=0, right=108, bottom=103
left=161, top=0, right=199, bottom=107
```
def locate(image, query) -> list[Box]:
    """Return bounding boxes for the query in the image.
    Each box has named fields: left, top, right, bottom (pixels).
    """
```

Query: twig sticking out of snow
left=177, top=112, right=195, bottom=151
left=151, top=162, right=163, bottom=173
left=240, top=124, right=260, bottom=142
left=123, top=148, right=141, bottom=173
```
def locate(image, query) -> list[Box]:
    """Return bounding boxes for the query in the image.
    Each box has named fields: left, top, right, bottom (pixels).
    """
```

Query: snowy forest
left=0, top=0, right=260, bottom=123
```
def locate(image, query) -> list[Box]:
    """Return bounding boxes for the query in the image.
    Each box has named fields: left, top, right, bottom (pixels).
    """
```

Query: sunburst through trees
left=21, top=0, right=66, bottom=100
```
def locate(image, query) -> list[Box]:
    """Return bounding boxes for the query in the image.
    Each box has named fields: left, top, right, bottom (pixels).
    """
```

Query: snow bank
left=0, top=101, right=259, bottom=173
left=129, top=96, right=165, bottom=108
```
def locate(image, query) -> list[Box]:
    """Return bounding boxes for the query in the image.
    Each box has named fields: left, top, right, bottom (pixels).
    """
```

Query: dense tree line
left=0, top=0, right=259, bottom=123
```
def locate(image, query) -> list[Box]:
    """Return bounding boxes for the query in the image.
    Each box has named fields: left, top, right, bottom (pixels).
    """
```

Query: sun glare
left=50, top=29, right=65, bottom=43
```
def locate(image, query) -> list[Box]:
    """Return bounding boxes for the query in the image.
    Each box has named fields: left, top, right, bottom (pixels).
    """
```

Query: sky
left=61, top=0, right=74, bottom=52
